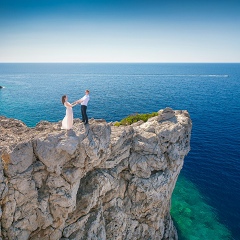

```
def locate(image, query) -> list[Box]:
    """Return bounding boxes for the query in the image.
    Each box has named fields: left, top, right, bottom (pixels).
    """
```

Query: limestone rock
left=0, top=108, right=192, bottom=239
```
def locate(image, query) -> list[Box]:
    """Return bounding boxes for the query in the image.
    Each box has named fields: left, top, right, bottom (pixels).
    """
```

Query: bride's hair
left=62, top=95, right=66, bottom=105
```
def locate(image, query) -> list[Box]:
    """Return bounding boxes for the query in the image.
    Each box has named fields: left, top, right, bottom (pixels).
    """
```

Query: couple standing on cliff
left=61, top=90, right=90, bottom=130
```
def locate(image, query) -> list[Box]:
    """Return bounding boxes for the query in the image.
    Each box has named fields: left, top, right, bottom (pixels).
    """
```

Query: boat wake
left=56, top=74, right=229, bottom=78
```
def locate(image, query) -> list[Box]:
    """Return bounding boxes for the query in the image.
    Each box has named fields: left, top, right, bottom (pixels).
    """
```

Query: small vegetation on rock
left=114, top=112, right=158, bottom=126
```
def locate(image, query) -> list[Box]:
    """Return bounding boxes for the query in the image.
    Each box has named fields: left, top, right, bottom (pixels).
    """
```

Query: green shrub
left=114, top=112, right=158, bottom=126
left=114, top=122, right=121, bottom=127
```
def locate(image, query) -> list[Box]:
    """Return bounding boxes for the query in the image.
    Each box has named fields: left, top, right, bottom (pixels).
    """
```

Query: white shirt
left=81, top=94, right=90, bottom=106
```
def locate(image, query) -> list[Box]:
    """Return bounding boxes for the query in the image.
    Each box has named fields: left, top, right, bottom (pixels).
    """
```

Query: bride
left=61, top=95, right=77, bottom=130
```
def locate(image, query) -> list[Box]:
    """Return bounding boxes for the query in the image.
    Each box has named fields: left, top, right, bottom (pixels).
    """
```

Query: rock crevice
left=0, top=108, right=192, bottom=240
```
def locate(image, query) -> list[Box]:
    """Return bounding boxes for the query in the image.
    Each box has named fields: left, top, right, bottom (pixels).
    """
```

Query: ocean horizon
left=0, top=63, right=239, bottom=239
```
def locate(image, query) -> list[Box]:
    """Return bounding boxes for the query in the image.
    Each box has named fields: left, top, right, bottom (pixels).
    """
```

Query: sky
left=0, top=0, right=240, bottom=63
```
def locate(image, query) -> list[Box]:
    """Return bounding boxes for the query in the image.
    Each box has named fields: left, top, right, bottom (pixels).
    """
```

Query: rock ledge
left=0, top=108, right=192, bottom=240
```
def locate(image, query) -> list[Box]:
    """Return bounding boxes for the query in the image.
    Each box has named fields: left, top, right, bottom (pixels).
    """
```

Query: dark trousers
left=81, top=105, right=88, bottom=123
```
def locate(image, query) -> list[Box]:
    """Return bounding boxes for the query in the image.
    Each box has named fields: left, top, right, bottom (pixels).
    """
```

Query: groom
left=76, top=90, right=90, bottom=124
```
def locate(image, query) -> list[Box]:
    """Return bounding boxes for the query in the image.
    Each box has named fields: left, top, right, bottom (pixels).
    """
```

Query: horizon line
left=0, top=62, right=240, bottom=64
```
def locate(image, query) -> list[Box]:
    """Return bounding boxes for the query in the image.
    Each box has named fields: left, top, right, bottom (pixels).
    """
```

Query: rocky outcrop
left=0, top=108, right=192, bottom=240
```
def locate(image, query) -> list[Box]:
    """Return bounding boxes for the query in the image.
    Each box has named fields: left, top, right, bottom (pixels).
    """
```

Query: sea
left=0, top=63, right=239, bottom=240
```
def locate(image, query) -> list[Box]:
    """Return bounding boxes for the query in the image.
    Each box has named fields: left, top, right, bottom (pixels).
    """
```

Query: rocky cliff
left=0, top=108, right=192, bottom=240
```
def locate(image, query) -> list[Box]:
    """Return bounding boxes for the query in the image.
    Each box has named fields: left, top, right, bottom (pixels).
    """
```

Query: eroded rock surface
left=0, top=108, right=192, bottom=240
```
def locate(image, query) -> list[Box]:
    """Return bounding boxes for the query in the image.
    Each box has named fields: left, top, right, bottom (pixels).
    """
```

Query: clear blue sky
left=0, top=0, right=240, bottom=62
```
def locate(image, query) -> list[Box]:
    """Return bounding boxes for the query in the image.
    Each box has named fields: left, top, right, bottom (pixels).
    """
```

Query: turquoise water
left=171, top=175, right=232, bottom=240
left=0, top=63, right=239, bottom=239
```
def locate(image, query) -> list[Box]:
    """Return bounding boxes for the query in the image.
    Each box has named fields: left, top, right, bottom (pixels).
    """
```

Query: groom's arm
left=72, top=98, right=81, bottom=104
left=71, top=102, right=78, bottom=106
left=77, top=96, right=85, bottom=103
left=75, top=99, right=81, bottom=104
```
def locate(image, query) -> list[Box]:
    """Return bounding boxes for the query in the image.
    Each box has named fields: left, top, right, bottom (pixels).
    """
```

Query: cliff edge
left=0, top=108, right=192, bottom=240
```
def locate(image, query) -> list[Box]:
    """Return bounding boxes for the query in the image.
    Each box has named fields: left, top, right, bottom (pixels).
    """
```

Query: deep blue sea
left=0, top=63, right=239, bottom=239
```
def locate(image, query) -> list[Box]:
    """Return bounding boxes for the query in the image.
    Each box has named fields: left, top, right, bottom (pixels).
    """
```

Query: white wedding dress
left=61, top=102, right=73, bottom=130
